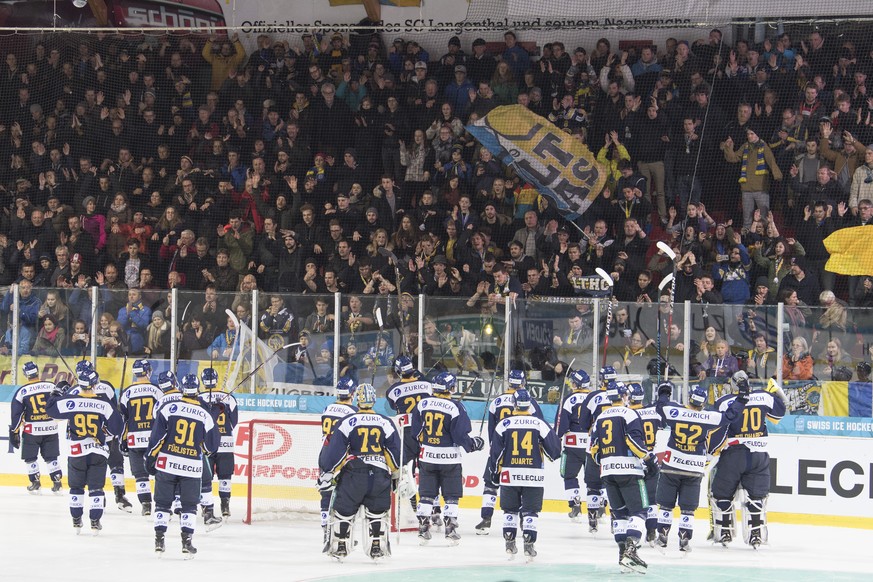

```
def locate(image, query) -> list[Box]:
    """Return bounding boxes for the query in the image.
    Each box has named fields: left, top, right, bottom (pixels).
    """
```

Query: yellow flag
left=823, top=225, right=873, bottom=276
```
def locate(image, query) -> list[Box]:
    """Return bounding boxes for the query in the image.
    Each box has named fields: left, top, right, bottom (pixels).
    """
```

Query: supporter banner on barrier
left=467, top=105, right=607, bottom=218
left=0, top=357, right=236, bottom=391
left=515, top=0, right=873, bottom=20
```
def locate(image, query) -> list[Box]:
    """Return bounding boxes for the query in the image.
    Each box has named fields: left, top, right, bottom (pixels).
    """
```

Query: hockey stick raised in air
left=553, top=357, right=576, bottom=435
left=51, top=340, right=76, bottom=377
left=595, top=268, right=615, bottom=367
left=478, top=332, right=505, bottom=438
left=377, top=247, right=410, bottom=357
left=656, top=273, right=675, bottom=385
left=227, top=342, right=301, bottom=395
left=370, top=307, right=385, bottom=386
left=656, top=240, right=678, bottom=261
left=656, top=242, right=680, bottom=375
left=220, top=309, right=241, bottom=392
left=173, top=300, right=193, bottom=373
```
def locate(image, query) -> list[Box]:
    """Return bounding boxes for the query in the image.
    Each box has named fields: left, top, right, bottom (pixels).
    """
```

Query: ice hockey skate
left=181, top=532, right=197, bottom=559
left=619, top=539, right=647, bottom=574
left=475, top=516, right=491, bottom=535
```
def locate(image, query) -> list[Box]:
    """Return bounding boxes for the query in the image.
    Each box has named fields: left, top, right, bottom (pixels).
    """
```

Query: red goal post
left=242, top=417, right=416, bottom=531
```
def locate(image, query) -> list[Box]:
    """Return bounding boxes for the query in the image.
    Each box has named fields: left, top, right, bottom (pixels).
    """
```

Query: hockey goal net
left=242, top=417, right=416, bottom=531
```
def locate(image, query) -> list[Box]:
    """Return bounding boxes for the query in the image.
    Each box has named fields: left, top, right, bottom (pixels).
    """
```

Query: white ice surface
left=3, top=486, right=870, bottom=582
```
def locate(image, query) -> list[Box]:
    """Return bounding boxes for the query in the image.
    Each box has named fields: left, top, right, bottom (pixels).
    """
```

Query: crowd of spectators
left=0, top=27, right=871, bottom=384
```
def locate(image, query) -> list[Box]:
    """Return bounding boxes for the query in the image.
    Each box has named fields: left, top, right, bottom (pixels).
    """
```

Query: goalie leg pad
left=328, top=511, right=355, bottom=556
left=711, top=498, right=735, bottom=542
left=396, top=466, right=418, bottom=500
left=743, top=497, right=768, bottom=545
left=365, top=509, right=390, bottom=557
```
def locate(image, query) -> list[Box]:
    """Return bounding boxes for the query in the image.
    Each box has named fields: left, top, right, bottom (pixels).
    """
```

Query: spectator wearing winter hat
left=144, top=309, right=170, bottom=358
left=777, top=255, right=821, bottom=306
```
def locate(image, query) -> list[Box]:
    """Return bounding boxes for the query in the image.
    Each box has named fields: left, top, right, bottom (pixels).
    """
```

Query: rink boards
left=1, top=404, right=871, bottom=528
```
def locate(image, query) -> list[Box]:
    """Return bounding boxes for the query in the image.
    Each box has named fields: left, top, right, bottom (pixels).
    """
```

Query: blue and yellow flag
left=466, top=105, right=606, bottom=218
left=823, top=225, right=873, bottom=276
left=822, top=380, right=873, bottom=417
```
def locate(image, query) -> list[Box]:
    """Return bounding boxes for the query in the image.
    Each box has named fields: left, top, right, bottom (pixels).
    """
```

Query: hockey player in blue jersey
left=71, top=360, right=132, bottom=513
left=709, top=371, right=786, bottom=549
left=199, top=367, right=238, bottom=526
left=9, top=361, right=63, bottom=494
left=589, top=381, right=659, bottom=573
left=627, top=382, right=662, bottom=543
left=318, top=376, right=357, bottom=550
left=119, top=359, right=163, bottom=516
left=319, top=383, right=402, bottom=562
left=411, top=371, right=485, bottom=545
left=47, top=369, right=123, bottom=533
left=147, top=373, right=220, bottom=558
left=156, top=371, right=180, bottom=406
left=476, top=368, right=545, bottom=535
left=555, top=368, right=591, bottom=521
left=385, top=355, right=432, bottom=514
left=578, top=366, right=618, bottom=532
left=488, top=388, right=561, bottom=561
left=654, top=381, right=747, bottom=552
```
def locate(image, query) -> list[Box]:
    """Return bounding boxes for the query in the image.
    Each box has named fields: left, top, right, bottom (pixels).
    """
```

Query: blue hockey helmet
left=568, top=369, right=590, bottom=391
left=689, top=384, right=708, bottom=408
left=432, top=371, right=457, bottom=394
left=180, top=373, right=200, bottom=396
left=54, top=380, right=71, bottom=396
left=22, top=361, right=38, bottom=380
left=599, top=366, right=617, bottom=384
left=514, top=388, right=532, bottom=410
left=75, top=360, right=95, bottom=376
left=157, top=371, right=178, bottom=393
left=335, top=376, right=356, bottom=399
left=606, top=380, right=628, bottom=402
left=356, top=383, right=377, bottom=409
left=77, top=370, right=98, bottom=389
left=627, top=382, right=644, bottom=404
left=132, top=359, right=151, bottom=378
left=508, top=369, right=526, bottom=389
left=393, top=355, right=414, bottom=376
left=201, top=368, right=219, bottom=389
